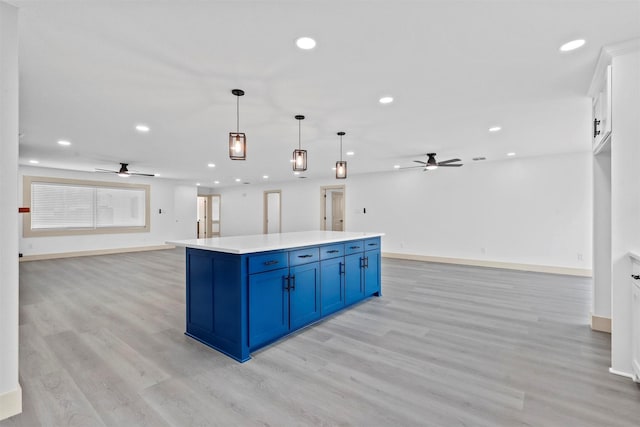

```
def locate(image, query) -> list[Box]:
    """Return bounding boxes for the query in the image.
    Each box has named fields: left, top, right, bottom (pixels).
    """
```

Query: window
left=23, top=176, right=150, bottom=237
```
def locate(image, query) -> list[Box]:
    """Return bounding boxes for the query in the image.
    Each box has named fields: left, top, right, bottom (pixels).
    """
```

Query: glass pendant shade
left=292, top=115, right=307, bottom=172
left=229, top=132, right=246, bottom=160
left=229, top=89, right=246, bottom=160
left=336, top=161, right=347, bottom=179
left=292, top=149, right=307, bottom=171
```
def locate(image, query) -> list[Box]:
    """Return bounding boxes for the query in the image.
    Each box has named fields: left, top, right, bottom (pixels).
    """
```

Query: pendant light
left=292, top=115, right=307, bottom=171
left=229, top=89, right=246, bottom=160
left=336, top=131, right=347, bottom=179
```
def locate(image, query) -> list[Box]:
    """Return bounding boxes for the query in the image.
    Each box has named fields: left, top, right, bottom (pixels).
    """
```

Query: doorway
left=197, top=194, right=221, bottom=238
left=320, top=185, right=345, bottom=231
left=264, top=190, right=281, bottom=234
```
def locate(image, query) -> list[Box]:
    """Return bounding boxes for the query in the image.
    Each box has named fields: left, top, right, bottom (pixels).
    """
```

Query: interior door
left=211, top=195, right=221, bottom=237
left=197, top=196, right=207, bottom=238
left=264, top=190, right=281, bottom=234
left=331, top=191, right=344, bottom=231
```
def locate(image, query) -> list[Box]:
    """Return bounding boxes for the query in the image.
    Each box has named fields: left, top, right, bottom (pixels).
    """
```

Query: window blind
left=31, top=182, right=146, bottom=230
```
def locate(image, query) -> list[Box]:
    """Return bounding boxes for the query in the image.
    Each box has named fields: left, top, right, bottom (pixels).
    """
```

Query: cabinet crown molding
left=588, top=38, right=640, bottom=97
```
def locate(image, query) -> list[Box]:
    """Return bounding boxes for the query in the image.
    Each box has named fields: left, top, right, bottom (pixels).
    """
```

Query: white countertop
left=168, top=231, right=384, bottom=254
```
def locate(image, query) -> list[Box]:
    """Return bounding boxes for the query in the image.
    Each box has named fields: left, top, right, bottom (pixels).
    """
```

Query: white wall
left=0, top=1, right=21, bottom=419
left=610, top=50, right=640, bottom=375
left=213, top=151, right=592, bottom=270
left=18, top=166, right=197, bottom=256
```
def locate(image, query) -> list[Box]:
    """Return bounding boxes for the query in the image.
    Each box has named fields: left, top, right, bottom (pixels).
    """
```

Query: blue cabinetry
left=185, top=236, right=381, bottom=362
left=320, top=246, right=345, bottom=316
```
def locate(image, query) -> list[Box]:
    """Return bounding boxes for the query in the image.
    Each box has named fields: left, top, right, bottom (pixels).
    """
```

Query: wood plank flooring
left=3, top=249, right=640, bottom=426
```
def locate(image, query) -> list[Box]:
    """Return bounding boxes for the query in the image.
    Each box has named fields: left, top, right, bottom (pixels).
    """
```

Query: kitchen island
left=169, top=231, right=383, bottom=362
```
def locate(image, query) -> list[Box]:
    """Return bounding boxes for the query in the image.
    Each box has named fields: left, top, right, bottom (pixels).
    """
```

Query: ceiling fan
left=401, top=153, right=463, bottom=171
left=95, top=163, right=155, bottom=177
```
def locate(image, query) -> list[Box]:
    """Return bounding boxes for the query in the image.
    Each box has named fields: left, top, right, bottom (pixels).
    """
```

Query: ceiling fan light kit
left=229, top=89, right=247, bottom=160
left=336, top=131, right=347, bottom=179
left=292, top=115, right=308, bottom=172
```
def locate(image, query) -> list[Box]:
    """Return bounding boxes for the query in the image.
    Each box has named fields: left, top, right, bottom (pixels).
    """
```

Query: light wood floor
left=3, top=249, right=640, bottom=426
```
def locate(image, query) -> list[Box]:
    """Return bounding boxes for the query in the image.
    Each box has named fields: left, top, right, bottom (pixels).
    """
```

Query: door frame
left=263, top=190, right=282, bottom=234
left=320, top=185, right=346, bottom=231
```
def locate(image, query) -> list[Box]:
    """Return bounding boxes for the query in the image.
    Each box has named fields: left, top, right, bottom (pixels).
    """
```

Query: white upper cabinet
left=592, top=64, right=612, bottom=152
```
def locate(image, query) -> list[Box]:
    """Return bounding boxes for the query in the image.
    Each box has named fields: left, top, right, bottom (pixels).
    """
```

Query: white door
left=197, top=196, right=207, bottom=238
left=264, top=190, right=281, bottom=234
left=331, top=191, right=344, bottom=231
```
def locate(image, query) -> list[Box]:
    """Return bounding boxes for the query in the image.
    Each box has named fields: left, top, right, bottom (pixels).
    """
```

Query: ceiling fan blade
left=129, top=172, right=156, bottom=177
left=437, top=158, right=462, bottom=165
left=95, top=168, right=117, bottom=173
left=413, top=160, right=428, bottom=165
left=438, top=163, right=463, bottom=167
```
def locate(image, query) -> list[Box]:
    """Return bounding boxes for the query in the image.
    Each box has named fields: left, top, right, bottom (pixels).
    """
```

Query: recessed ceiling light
left=393, top=165, right=400, bottom=169
left=379, top=96, right=394, bottom=104
left=57, top=140, right=71, bottom=146
left=214, top=180, right=220, bottom=184
left=294, top=171, right=301, bottom=175
left=560, top=39, right=585, bottom=52
left=207, top=163, right=216, bottom=168
left=135, top=124, right=150, bottom=133
left=507, top=152, right=516, bottom=157
left=262, top=175, right=269, bottom=179
left=235, top=178, right=241, bottom=182
left=488, top=126, right=501, bottom=132
left=346, top=151, right=355, bottom=156
left=295, top=37, right=316, bottom=50
left=29, top=159, right=39, bottom=164
left=196, top=183, right=201, bottom=186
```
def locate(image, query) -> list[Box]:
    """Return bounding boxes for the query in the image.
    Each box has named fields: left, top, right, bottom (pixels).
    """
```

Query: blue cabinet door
left=289, top=262, right=321, bottom=330
left=249, top=268, right=289, bottom=349
left=345, top=253, right=364, bottom=305
left=364, top=250, right=381, bottom=296
left=320, top=257, right=345, bottom=316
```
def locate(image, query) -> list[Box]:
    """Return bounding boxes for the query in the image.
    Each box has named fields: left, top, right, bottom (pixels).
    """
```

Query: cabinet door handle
left=365, top=257, right=369, bottom=268
left=360, top=257, right=365, bottom=268
left=327, top=250, right=340, bottom=254
left=264, top=260, right=279, bottom=266
left=367, top=243, right=377, bottom=246
left=632, top=274, right=640, bottom=280
left=593, top=118, right=601, bottom=138
left=297, top=254, right=313, bottom=258
left=339, top=262, right=345, bottom=275
left=350, top=246, right=361, bottom=250
left=290, top=275, right=296, bottom=291
left=284, top=275, right=290, bottom=291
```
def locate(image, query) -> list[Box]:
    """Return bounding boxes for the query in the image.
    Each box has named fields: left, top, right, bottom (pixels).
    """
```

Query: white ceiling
left=12, top=0, right=640, bottom=186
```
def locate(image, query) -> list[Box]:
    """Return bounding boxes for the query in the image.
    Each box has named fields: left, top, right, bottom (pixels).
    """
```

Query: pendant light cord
left=339, top=134, right=343, bottom=162
left=236, top=95, right=240, bottom=133
left=298, top=119, right=301, bottom=150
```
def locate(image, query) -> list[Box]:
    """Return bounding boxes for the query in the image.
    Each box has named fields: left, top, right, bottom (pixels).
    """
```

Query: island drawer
left=289, top=247, right=320, bottom=266
left=345, top=240, right=365, bottom=255
left=320, top=244, right=344, bottom=260
left=248, top=252, right=289, bottom=274
left=364, top=238, right=380, bottom=251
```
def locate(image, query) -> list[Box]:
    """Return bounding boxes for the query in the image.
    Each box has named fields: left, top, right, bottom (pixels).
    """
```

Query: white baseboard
left=382, top=252, right=592, bottom=277
left=0, top=384, right=22, bottom=421
left=590, top=314, right=612, bottom=333
left=609, top=367, right=635, bottom=380
left=19, top=244, right=176, bottom=262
